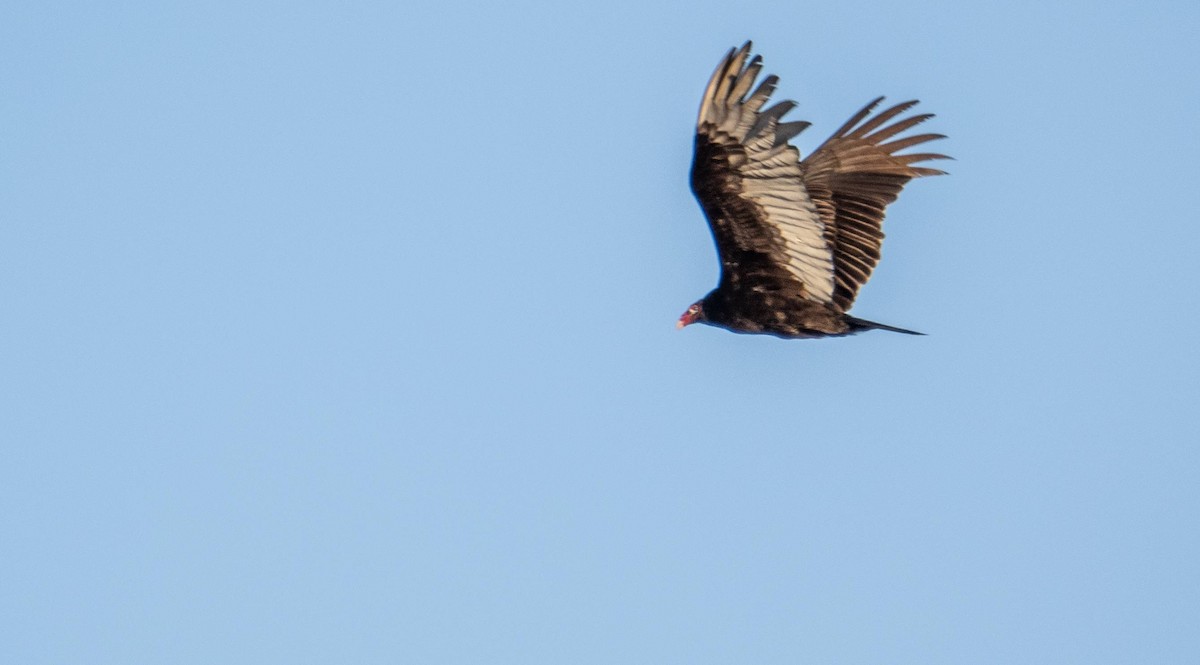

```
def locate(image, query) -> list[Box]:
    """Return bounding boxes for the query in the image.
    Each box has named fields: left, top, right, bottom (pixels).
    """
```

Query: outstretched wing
left=801, top=98, right=950, bottom=312
left=690, top=42, right=835, bottom=304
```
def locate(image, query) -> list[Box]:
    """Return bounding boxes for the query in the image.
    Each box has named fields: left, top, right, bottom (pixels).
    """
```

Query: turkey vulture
left=678, top=42, right=949, bottom=338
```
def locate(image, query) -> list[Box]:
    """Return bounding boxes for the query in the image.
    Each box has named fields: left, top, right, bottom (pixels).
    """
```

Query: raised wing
left=690, top=42, right=835, bottom=304
left=801, top=98, right=950, bottom=312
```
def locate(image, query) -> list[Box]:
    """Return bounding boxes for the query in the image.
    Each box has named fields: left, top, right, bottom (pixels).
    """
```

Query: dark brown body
left=693, top=288, right=918, bottom=338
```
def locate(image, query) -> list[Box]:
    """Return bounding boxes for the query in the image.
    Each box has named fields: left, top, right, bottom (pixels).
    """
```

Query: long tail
left=845, top=316, right=925, bottom=336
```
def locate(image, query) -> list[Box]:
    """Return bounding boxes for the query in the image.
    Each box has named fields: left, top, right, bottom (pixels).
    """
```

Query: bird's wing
left=691, top=43, right=835, bottom=304
left=801, top=97, right=949, bottom=312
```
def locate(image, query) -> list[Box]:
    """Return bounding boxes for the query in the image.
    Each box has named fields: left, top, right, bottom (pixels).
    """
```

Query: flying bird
left=678, top=42, right=949, bottom=338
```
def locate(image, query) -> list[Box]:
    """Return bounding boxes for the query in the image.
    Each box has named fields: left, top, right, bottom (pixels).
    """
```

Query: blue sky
left=3, top=1, right=1199, bottom=663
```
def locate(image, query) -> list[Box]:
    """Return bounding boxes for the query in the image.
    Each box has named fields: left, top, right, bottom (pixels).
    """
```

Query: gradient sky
left=4, top=1, right=1199, bottom=663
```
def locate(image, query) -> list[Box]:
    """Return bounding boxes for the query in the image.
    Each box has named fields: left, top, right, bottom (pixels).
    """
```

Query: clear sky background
left=3, top=1, right=1199, bottom=663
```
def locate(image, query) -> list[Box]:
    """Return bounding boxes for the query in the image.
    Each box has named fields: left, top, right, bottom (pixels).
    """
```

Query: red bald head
left=677, top=302, right=704, bottom=329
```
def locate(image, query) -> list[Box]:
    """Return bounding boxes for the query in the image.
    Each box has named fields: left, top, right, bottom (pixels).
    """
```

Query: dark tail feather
left=845, top=316, right=925, bottom=336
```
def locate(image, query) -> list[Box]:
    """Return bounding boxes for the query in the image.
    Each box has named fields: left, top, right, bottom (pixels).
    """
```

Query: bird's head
left=677, top=301, right=705, bottom=329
